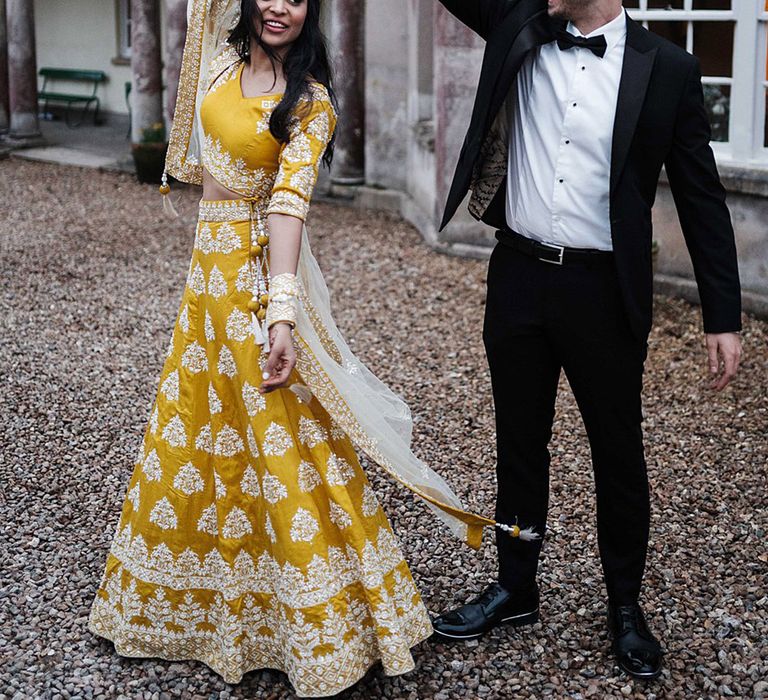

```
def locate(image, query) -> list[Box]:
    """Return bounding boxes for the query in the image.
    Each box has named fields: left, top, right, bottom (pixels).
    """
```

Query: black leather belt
left=496, top=227, right=613, bottom=266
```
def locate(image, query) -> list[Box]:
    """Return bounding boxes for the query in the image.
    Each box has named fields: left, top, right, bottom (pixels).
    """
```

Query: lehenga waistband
left=198, top=197, right=269, bottom=222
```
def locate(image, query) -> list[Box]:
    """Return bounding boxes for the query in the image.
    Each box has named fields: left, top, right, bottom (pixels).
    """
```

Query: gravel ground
left=1, top=159, right=766, bottom=700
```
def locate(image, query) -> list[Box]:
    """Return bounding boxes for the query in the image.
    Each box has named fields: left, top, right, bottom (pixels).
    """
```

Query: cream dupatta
left=163, top=0, right=538, bottom=549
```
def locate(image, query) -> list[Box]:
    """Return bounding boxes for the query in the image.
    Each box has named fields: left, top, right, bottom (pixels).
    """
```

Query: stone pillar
left=7, top=0, right=40, bottom=139
left=0, top=0, right=9, bottom=134
left=434, top=5, right=486, bottom=245
left=131, top=0, right=164, bottom=143
left=164, top=0, right=187, bottom=127
left=329, top=0, right=365, bottom=185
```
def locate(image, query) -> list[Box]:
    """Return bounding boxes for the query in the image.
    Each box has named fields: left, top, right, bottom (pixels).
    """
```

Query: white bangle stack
left=266, top=273, right=300, bottom=330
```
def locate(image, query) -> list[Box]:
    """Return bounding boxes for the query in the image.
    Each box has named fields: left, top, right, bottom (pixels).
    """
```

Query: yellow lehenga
left=89, top=0, right=535, bottom=693
left=88, top=56, right=434, bottom=696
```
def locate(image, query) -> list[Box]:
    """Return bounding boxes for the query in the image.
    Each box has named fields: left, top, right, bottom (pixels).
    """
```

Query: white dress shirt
left=505, top=9, right=627, bottom=251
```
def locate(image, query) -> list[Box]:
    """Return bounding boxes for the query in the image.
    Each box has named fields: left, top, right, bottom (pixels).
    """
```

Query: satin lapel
left=468, top=1, right=552, bottom=151
left=485, top=10, right=556, bottom=128
left=610, top=19, right=658, bottom=195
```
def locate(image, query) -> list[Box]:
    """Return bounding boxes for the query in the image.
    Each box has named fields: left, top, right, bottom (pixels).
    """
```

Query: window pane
left=647, top=21, right=686, bottom=49
left=703, top=84, right=729, bottom=142
left=692, top=0, right=731, bottom=9
left=764, top=89, right=768, bottom=148
left=648, top=1, right=684, bottom=8
left=693, top=22, right=734, bottom=77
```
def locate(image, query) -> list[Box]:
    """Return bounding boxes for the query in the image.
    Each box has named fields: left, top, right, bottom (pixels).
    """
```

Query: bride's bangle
left=266, top=273, right=300, bottom=329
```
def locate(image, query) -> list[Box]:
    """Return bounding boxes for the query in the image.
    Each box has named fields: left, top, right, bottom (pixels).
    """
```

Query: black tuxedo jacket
left=438, top=0, right=741, bottom=339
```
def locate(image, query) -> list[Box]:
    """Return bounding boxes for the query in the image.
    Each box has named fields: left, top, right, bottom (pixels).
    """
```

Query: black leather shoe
left=431, top=582, right=539, bottom=641
left=608, top=602, right=663, bottom=680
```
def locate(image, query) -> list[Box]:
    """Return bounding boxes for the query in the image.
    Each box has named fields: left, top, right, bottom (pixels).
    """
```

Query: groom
left=431, top=0, right=742, bottom=680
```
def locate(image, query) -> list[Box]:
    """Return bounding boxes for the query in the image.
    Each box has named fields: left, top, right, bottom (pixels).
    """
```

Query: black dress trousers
left=483, top=240, right=650, bottom=606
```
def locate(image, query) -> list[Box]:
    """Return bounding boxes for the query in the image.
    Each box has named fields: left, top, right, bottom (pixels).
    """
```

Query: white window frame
left=626, top=0, right=768, bottom=169
left=117, top=0, right=132, bottom=60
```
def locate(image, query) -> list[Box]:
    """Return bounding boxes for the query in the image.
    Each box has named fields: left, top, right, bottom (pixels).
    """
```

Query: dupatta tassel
left=496, top=522, right=541, bottom=542
left=160, top=172, right=180, bottom=219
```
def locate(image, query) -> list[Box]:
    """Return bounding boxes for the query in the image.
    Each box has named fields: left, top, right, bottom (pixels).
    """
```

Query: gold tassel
left=496, top=522, right=541, bottom=541
left=160, top=172, right=179, bottom=219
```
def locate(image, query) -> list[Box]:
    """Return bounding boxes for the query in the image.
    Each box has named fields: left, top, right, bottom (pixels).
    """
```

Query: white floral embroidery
left=149, top=406, right=159, bottom=434
left=207, top=265, right=228, bottom=298
left=173, top=462, right=204, bottom=496
left=246, top=424, right=260, bottom=458
left=195, top=424, right=214, bottom=454
left=265, top=513, right=277, bottom=543
left=204, top=310, right=216, bottom=342
left=149, top=497, right=178, bottom=530
left=226, top=308, right=252, bottom=342
left=160, top=369, right=180, bottom=402
left=289, top=166, right=316, bottom=196
left=297, top=416, right=327, bottom=448
left=182, top=341, right=208, bottom=373
left=235, top=263, right=254, bottom=292
left=266, top=190, right=308, bottom=220
left=329, top=501, right=352, bottom=529
left=165, top=333, right=174, bottom=359
left=222, top=507, right=252, bottom=539
left=127, top=482, right=141, bottom=510
left=214, top=425, right=244, bottom=457
left=240, top=466, right=261, bottom=498
left=178, top=305, right=190, bottom=334
left=242, top=382, right=266, bottom=416
left=329, top=421, right=347, bottom=441
left=214, top=471, right=227, bottom=498
left=362, top=485, right=380, bottom=517
left=142, top=449, right=162, bottom=482
left=201, top=132, right=276, bottom=198
left=290, top=508, right=319, bottom=543
left=214, top=222, right=240, bottom=254
left=261, top=474, right=288, bottom=504
left=325, top=454, right=356, bottom=486
left=217, top=345, right=237, bottom=377
left=162, top=415, right=188, bottom=448
left=306, top=111, right=331, bottom=143
left=208, top=383, right=222, bottom=415
left=297, top=461, right=321, bottom=492
left=262, top=423, right=293, bottom=456
left=197, top=504, right=218, bottom=535
left=187, top=263, right=206, bottom=296
left=282, top=132, right=312, bottom=164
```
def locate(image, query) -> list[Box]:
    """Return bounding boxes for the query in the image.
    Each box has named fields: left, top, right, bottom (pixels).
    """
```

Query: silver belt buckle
left=539, top=242, right=565, bottom=265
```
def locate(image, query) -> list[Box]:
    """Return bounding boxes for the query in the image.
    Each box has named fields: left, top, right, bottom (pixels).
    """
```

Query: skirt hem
left=88, top=617, right=433, bottom=697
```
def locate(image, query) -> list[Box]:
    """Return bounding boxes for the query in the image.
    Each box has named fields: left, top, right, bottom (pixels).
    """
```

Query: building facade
left=3, top=0, right=767, bottom=314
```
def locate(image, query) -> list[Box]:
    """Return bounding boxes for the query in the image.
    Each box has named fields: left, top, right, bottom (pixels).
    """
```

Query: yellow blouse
left=199, top=60, right=336, bottom=221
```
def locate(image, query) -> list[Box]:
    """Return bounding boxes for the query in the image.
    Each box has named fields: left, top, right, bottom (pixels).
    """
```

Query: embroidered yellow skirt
left=88, top=199, right=433, bottom=697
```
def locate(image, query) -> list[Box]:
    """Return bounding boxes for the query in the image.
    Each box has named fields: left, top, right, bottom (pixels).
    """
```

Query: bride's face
left=254, top=0, right=308, bottom=51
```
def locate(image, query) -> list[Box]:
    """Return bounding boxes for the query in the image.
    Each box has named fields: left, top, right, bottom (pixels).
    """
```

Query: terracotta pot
left=131, top=142, right=168, bottom=184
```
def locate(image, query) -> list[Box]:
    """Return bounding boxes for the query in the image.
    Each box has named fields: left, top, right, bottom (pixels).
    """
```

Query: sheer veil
left=165, top=0, right=536, bottom=550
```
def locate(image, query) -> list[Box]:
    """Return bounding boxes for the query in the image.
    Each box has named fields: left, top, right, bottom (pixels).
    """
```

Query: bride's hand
left=260, top=323, right=296, bottom=394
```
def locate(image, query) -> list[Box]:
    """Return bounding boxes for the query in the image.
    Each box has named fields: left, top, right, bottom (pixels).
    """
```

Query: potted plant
left=132, top=121, right=167, bottom=184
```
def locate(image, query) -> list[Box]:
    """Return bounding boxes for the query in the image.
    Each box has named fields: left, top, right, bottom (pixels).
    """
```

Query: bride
left=88, top=0, right=533, bottom=695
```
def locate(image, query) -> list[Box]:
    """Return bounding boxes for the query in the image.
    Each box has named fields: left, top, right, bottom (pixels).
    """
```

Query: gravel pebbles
left=1, top=159, right=766, bottom=699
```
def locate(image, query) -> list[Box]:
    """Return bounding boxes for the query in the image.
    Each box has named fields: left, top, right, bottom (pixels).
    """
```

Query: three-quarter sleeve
left=266, top=87, right=337, bottom=222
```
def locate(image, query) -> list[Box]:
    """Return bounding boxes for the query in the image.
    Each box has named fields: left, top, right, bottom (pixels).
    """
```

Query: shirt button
left=565, top=140, right=570, bottom=144
left=558, top=179, right=564, bottom=183
left=572, top=102, right=577, bottom=107
left=582, top=66, right=586, bottom=71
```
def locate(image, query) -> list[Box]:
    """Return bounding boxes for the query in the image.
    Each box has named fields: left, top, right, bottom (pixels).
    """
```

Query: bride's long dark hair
left=229, top=0, right=337, bottom=168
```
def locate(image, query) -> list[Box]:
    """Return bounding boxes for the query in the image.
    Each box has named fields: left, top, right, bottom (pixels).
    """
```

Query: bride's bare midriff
left=202, top=168, right=244, bottom=201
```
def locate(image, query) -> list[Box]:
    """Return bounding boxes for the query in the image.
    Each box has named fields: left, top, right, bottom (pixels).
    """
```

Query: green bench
left=38, top=68, right=107, bottom=127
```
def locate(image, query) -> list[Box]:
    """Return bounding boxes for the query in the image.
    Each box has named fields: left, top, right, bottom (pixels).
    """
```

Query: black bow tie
left=556, top=29, right=607, bottom=58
